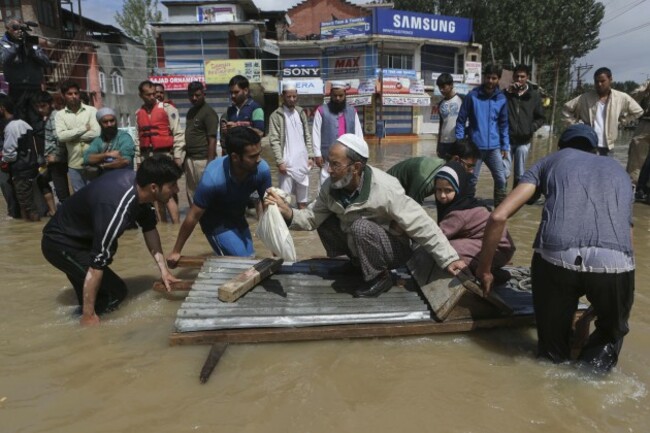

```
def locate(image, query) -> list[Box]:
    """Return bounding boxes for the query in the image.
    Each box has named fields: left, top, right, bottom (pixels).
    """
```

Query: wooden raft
left=165, top=256, right=558, bottom=346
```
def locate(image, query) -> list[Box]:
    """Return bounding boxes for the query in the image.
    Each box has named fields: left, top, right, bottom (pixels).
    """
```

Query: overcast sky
left=81, top=0, right=649, bottom=83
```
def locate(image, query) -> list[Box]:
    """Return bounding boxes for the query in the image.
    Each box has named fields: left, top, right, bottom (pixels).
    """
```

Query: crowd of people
left=0, top=14, right=645, bottom=373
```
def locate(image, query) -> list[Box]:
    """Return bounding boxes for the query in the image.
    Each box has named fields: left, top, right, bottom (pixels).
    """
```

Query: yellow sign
left=204, top=59, right=262, bottom=84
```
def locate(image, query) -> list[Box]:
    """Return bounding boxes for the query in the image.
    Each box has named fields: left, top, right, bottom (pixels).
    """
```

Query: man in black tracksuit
left=41, top=155, right=183, bottom=326
left=506, top=64, right=546, bottom=188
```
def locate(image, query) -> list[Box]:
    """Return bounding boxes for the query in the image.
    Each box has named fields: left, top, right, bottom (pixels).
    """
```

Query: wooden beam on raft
left=176, top=254, right=257, bottom=268
left=218, top=257, right=284, bottom=303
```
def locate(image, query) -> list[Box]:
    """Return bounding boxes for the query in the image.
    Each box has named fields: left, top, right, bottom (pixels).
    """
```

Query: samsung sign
left=373, top=9, right=472, bottom=42
left=282, top=60, right=320, bottom=77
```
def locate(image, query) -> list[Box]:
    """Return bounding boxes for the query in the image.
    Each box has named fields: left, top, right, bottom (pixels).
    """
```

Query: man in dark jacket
left=0, top=16, right=51, bottom=126
left=506, top=64, right=546, bottom=188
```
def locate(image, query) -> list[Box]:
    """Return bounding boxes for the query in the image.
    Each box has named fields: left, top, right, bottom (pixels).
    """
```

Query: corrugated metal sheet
left=175, top=258, right=431, bottom=332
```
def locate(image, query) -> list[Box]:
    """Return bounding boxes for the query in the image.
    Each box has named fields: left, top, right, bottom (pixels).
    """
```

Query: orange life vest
left=136, top=102, right=173, bottom=150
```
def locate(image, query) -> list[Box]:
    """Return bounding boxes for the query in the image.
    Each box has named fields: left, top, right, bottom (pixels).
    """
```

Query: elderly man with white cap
left=268, top=81, right=314, bottom=209
left=312, top=80, right=364, bottom=186
left=265, top=134, right=467, bottom=297
left=83, top=107, right=136, bottom=175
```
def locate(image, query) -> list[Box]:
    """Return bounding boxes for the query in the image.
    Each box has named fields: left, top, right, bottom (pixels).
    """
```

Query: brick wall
left=288, top=0, right=368, bottom=37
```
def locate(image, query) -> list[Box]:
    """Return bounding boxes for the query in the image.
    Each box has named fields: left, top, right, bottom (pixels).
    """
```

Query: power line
left=603, top=0, right=648, bottom=24
left=601, top=20, right=650, bottom=40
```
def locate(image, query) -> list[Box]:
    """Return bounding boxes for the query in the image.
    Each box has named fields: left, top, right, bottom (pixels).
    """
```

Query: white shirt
left=594, top=100, right=607, bottom=148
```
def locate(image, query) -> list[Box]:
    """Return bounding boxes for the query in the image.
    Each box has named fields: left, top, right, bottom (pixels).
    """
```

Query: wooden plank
left=218, top=258, right=284, bottom=303
left=169, top=310, right=588, bottom=346
left=457, top=273, right=514, bottom=315
left=169, top=315, right=537, bottom=345
left=152, top=280, right=194, bottom=300
left=199, top=343, right=229, bottom=384
left=406, top=248, right=465, bottom=321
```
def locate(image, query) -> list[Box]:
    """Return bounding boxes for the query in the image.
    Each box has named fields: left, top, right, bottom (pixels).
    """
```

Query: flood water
left=2, top=132, right=650, bottom=433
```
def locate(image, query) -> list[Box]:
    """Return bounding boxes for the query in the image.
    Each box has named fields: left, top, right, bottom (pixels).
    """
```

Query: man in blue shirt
left=456, top=64, right=510, bottom=207
left=167, top=127, right=272, bottom=261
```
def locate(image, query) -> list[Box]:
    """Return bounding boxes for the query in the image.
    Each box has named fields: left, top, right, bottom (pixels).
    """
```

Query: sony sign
left=282, top=67, right=321, bottom=77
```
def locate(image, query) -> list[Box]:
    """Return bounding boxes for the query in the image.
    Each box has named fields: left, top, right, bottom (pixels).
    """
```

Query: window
left=98, top=70, right=106, bottom=92
left=36, top=0, right=55, bottom=28
left=111, top=71, right=124, bottom=95
left=0, top=0, right=22, bottom=20
left=380, top=53, right=413, bottom=70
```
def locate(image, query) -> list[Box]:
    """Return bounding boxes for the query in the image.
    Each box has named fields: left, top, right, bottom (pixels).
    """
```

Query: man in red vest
left=135, top=80, right=184, bottom=223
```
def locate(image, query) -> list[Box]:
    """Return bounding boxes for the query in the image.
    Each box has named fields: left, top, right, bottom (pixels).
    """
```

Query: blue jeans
left=68, top=168, right=89, bottom=193
left=510, top=143, right=530, bottom=185
left=206, top=226, right=254, bottom=257
left=471, top=148, right=507, bottom=190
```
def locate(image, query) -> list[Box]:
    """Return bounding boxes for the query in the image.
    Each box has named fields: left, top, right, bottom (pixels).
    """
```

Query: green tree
left=114, top=0, right=162, bottom=69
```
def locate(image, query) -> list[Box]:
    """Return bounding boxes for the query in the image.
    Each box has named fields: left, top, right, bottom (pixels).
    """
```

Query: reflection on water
left=1, top=131, right=649, bottom=433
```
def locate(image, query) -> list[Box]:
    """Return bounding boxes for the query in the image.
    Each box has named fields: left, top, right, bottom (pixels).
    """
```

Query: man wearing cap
left=476, top=124, right=635, bottom=373
left=135, top=80, right=184, bottom=223
left=312, top=81, right=363, bottom=186
left=562, top=67, right=642, bottom=156
left=83, top=107, right=135, bottom=174
left=265, top=133, right=467, bottom=297
left=55, top=80, right=100, bottom=192
left=268, top=82, right=314, bottom=209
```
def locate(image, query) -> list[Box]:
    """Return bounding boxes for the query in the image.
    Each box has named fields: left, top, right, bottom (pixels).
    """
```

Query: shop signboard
left=204, top=59, right=261, bottom=84
left=197, top=5, right=236, bottom=23
left=320, top=17, right=371, bottom=39
left=280, top=79, right=324, bottom=95
left=149, top=74, right=205, bottom=91
left=464, top=61, right=482, bottom=85
left=372, top=9, right=472, bottom=42
left=282, top=60, right=320, bottom=77
left=382, top=94, right=431, bottom=106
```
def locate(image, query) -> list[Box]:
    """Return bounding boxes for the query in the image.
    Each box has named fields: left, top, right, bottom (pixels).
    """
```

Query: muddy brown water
left=2, top=132, right=649, bottom=432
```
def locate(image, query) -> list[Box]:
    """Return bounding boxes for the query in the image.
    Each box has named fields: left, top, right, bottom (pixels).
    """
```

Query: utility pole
left=574, top=63, right=593, bottom=91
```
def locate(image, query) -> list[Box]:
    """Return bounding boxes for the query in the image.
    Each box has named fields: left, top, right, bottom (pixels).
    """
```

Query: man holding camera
left=0, top=16, right=51, bottom=127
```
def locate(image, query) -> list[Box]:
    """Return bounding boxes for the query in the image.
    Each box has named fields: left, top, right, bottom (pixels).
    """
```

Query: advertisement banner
left=373, top=9, right=473, bottom=42
left=197, top=5, right=236, bottom=23
left=320, top=17, right=371, bottom=39
left=280, top=79, right=324, bottom=95
left=425, top=71, right=465, bottom=86
left=380, top=77, right=425, bottom=94
left=375, top=68, right=418, bottom=79
left=282, top=60, right=321, bottom=77
left=464, top=61, right=482, bottom=85
left=149, top=74, right=205, bottom=91
left=329, top=54, right=364, bottom=77
left=204, top=59, right=261, bottom=84
left=382, top=94, right=431, bottom=106
left=324, top=78, right=375, bottom=96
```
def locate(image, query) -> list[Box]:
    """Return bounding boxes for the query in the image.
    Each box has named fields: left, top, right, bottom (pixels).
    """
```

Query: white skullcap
left=330, top=80, right=347, bottom=90
left=282, top=81, right=297, bottom=92
left=337, top=133, right=368, bottom=158
left=96, top=107, right=116, bottom=121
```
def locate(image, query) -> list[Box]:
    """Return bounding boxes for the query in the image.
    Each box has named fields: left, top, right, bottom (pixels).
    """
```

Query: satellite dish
left=284, top=13, right=292, bottom=26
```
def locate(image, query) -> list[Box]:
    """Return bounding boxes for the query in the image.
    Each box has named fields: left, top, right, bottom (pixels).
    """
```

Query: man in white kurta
left=268, top=82, right=314, bottom=208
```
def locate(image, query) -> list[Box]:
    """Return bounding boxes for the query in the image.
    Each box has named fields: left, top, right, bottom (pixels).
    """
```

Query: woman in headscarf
left=434, top=161, right=515, bottom=279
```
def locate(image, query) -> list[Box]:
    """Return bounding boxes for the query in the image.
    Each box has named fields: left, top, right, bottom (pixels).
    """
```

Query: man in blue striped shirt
left=41, top=155, right=183, bottom=326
